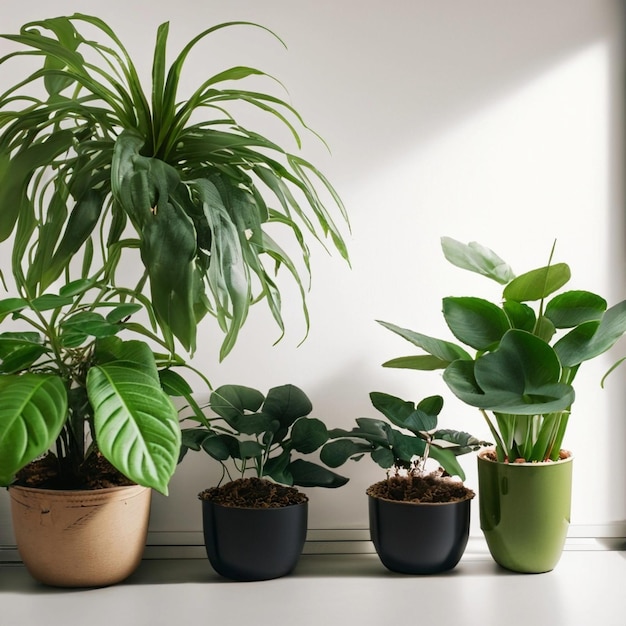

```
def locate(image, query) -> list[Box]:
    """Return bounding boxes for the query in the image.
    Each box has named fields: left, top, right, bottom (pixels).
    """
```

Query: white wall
left=1, top=0, right=624, bottom=546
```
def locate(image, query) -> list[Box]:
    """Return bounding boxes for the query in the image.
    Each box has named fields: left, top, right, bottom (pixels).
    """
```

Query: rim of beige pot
left=9, top=484, right=151, bottom=587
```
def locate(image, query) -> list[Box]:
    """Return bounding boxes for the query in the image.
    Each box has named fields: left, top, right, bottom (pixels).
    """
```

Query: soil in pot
left=199, top=476, right=308, bottom=508
left=14, top=452, right=134, bottom=490
left=366, top=472, right=475, bottom=503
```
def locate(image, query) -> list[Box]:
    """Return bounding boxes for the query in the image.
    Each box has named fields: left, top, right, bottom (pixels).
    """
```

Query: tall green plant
left=0, top=14, right=349, bottom=360
left=379, top=237, right=626, bottom=463
left=0, top=14, right=349, bottom=492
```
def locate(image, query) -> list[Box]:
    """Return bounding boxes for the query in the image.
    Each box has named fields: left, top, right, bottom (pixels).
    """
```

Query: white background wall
left=0, top=0, right=624, bottom=545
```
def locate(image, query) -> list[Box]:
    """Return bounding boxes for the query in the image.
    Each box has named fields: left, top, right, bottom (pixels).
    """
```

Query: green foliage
left=379, top=237, right=626, bottom=462
left=0, top=14, right=349, bottom=359
left=180, top=384, right=348, bottom=489
left=0, top=284, right=182, bottom=493
left=0, top=14, right=349, bottom=494
left=321, top=392, right=488, bottom=481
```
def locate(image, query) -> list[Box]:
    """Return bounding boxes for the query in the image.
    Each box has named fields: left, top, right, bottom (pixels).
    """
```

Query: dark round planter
left=201, top=499, right=308, bottom=581
left=368, top=494, right=472, bottom=574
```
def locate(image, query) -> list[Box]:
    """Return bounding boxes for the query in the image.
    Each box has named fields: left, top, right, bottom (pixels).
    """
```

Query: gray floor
left=1, top=551, right=624, bottom=626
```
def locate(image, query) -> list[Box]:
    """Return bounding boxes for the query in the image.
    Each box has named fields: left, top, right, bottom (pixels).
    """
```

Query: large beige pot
left=9, top=484, right=151, bottom=587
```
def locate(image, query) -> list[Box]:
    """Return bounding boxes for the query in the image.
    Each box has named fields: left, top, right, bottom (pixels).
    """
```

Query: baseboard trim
left=2, top=524, right=624, bottom=563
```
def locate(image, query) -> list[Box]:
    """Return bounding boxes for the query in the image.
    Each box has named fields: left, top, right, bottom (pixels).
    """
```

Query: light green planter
left=477, top=449, right=573, bottom=573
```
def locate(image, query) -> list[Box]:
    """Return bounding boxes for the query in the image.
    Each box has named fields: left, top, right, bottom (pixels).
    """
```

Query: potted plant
left=180, top=383, right=349, bottom=581
left=378, top=237, right=626, bottom=573
left=0, top=13, right=349, bottom=586
left=321, top=391, right=487, bottom=574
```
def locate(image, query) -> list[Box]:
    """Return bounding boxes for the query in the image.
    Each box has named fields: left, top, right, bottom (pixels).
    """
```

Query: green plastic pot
left=477, top=449, right=573, bottom=573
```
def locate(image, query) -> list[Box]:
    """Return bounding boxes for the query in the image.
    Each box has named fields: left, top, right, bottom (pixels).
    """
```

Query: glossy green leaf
left=209, top=385, right=265, bottom=421
left=554, top=299, right=626, bottom=367
left=87, top=363, right=180, bottom=494
left=370, top=391, right=437, bottom=433
left=262, top=384, right=313, bottom=429
left=320, top=439, right=373, bottom=467
left=378, top=320, right=471, bottom=363
left=502, top=300, right=536, bottom=332
left=443, top=330, right=575, bottom=414
left=290, top=417, right=329, bottom=453
left=288, top=458, right=348, bottom=488
left=0, top=374, right=67, bottom=485
left=441, top=237, right=515, bottom=284
left=503, top=263, right=571, bottom=302
left=545, top=290, right=607, bottom=328
left=381, top=354, right=448, bottom=370
left=0, top=297, right=27, bottom=321
left=427, top=445, right=466, bottom=480
left=443, top=297, right=511, bottom=350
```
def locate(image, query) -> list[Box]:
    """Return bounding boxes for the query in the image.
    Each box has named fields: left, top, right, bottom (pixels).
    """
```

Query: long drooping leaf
left=87, top=363, right=180, bottom=494
left=0, top=374, right=67, bottom=485
left=378, top=320, right=472, bottom=363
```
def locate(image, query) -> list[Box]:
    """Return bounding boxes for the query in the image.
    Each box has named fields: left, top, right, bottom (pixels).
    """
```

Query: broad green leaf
left=159, top=368, right=194, bottom=397
left=290, top=417, right=328, bottom=453
left=378, top=320, right=471, bottom=363
left=202, top=433, right=238, bottom=461
left=441, top=237, right=515, bottom=284
left=370, top=392, right=437, bottom=432
left=93, top=338, right=160, bottom=381
left=554, top=299, right=626, bottom=367
left=387, top=429, right=427, bottom=462
left=288, top=458, right=348, bottom=488
left=105, top=303, right=143, bottom=323
left=371, top=447, right=395, bottom=469
left=545, top=290, right=607, bottom=328
left=209, top=385, right=265, bottom=421
left=417, top=395, right=444, bottom=417
left=432, top=429, right=489, bottom=454
left=0, top=297, right=27, bottom=321
left=238, top=439, right=264, bottom=460
left=30, top=294, right=74, bottom=311
left=502, top=300, right=536, bottom=332
left=0, top=374, right=67, bottom=485
left=87, top=364, right=180, bottom=494
left=320, top=439, right=373, bottom=467
left=503, top=263, right=571, bottom=302
left=262, top=384, right=312, bottom=428
left=427, top=445, right=466, bottom=480
left=443, top=297, right=510, bottom=350
left=60, top=312, right=120, bottom=338
left=263, top=447, right=292, bottom=484
left=444, top=330, right=575, bottom=414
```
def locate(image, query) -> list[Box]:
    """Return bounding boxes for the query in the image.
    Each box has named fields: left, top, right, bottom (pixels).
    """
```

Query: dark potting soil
left=366, top=473, right=475, bottom=504
left=199, top=477, right=308, bottom=508
left=14, top=452, right=134, bottom=490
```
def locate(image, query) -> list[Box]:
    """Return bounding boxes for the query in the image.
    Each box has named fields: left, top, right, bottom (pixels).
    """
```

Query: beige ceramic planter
left=9, top=484, right=151, bottom=587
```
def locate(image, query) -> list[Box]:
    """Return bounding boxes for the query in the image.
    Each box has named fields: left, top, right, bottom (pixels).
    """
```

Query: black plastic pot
left=368, top=494, right=472, bottom=574
left=201, top=499, right=308, bottom=581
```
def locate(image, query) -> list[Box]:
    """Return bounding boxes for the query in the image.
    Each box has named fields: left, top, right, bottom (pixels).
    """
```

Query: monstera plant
left=0, top=13, right=349, bottom=491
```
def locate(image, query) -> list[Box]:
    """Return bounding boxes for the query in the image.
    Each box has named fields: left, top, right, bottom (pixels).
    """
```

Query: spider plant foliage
left=0, top=13, right=349, bottom=359
left=378, top=237, right=626, bottom=463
